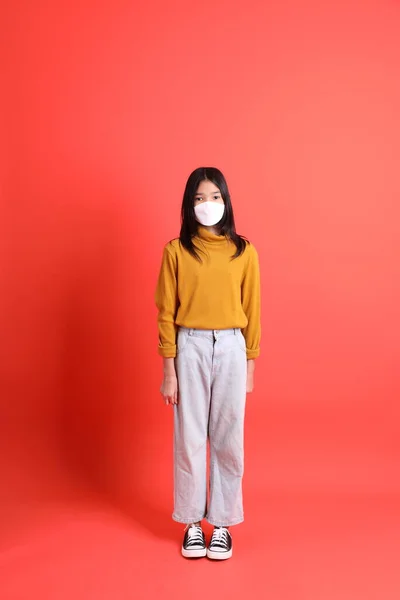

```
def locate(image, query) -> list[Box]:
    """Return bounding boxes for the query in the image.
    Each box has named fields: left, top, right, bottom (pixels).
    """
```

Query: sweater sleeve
left=241, top=243, right=261, bottom=359
left=155, top=244, right=179, bottom=358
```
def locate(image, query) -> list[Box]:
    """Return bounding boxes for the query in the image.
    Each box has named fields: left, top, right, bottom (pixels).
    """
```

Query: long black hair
left=179, top=167, right=247, bottom=261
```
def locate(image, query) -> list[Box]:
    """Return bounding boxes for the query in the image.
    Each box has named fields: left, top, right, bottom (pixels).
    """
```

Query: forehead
left=195, top=180, right=221, bottom=195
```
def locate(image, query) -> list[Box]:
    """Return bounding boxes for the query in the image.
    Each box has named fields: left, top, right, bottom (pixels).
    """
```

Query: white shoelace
left=185, top=525, right=204, bottom=547
left=210, top=527, right=229, bottom=547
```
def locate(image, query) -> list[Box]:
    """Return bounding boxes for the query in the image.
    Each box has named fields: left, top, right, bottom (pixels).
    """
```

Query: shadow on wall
left=0, top=165, right=175, bottom=545
left=52, top=172, right=174, bottom=538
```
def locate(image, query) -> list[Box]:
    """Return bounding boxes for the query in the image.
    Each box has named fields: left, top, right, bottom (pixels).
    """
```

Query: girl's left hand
left=246, top=359, right=255, bottom=393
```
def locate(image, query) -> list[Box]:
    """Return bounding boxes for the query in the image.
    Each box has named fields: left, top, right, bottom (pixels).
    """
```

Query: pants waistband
left=178, top=327, right=241, bottom=339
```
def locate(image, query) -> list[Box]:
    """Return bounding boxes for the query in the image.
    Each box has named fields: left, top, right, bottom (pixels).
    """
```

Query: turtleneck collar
left=196, top=226, right=228, bottom=245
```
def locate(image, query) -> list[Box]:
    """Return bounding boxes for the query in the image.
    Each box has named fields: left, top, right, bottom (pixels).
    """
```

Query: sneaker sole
left=182, top=547, right=207, bottom=558
left=207, top=549, right=233, bottom=560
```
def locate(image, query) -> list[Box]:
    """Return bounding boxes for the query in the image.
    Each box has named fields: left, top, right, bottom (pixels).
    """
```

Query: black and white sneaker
left=207, top=527, right=232, bottom=560
left=182, top=524, right=207, bottom=558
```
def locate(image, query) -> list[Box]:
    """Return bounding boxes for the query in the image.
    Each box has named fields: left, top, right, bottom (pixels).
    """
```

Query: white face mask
left=194, top=201, right=225, bottom=227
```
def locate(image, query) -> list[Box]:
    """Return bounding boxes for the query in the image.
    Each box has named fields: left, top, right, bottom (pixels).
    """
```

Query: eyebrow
left=195, top=191, right=221, bottom=195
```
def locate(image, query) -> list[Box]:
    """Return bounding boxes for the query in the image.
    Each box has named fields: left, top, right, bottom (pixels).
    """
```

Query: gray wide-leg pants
left=173, top=327, right=247, bottom=527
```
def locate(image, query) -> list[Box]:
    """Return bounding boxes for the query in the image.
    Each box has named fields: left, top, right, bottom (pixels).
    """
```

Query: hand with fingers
left=160, top=373, right=178, bottom=405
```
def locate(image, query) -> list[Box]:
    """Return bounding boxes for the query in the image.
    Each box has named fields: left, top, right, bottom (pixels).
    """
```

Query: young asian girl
left=155, top=166, right=261, bottom=560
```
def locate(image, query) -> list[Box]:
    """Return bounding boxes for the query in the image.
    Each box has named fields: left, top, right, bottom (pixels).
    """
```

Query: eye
left=213, top=195, right=220, bottom=200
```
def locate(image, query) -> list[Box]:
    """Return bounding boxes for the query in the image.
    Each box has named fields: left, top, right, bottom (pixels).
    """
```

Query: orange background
left=1, top=1, right=399, bottom=598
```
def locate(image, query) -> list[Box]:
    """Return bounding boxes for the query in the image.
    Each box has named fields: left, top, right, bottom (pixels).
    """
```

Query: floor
left=1, top=483, right=399, bottom=599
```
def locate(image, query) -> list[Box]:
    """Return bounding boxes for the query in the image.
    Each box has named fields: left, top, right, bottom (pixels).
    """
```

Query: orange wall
left=1, top=0, right=400, bottom=535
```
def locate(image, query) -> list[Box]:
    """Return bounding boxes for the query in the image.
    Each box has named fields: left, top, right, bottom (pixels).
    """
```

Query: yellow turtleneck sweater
left=155, top=226, right=261, bottom=359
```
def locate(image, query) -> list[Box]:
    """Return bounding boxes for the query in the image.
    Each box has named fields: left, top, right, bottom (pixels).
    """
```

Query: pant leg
left=207, top=329, right=247, bottom=527
left=173, top=328, right=213, bottom=524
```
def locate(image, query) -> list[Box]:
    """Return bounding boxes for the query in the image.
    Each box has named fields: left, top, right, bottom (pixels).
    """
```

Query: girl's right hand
left=160, top=374, right=178, bottom=405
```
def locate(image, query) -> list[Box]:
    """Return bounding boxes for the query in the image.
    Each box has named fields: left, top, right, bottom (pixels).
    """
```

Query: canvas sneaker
left=207, top=527, right=232, bottom=560
left=182, top=524, right=207, bottom=558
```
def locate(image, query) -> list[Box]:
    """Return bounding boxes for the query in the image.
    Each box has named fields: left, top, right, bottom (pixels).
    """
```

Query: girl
left=155, top=167, right=261, bottom=560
